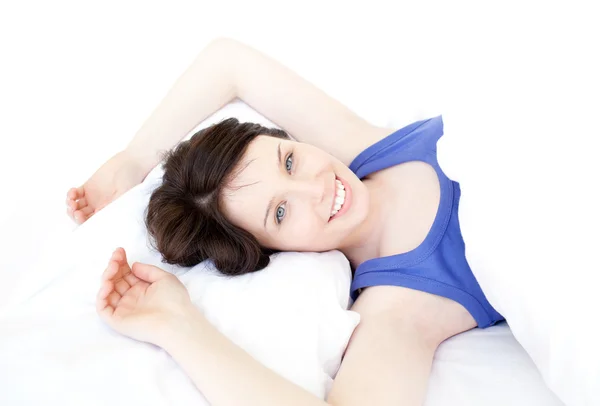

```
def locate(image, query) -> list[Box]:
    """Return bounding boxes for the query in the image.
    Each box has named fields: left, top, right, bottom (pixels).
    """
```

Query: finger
left=112, top=248, right=142, bottom=285
left=101, top=254, right=131, bottom=296
left=96, top=283, right=112, bottom=309
left=96, top=292, right=114, bottom=315
left=107, top=290, right=121, bottom=308
left=123, top=271, right=141, bottom=286
left=76, top=205, right=94, bottom=216
left=73, top=206, right=94, bottom=224
left=114, top=278, right=131, bottom=296
left=66, top=197, right=87, bottom=212
left=111, top=247, right=126, bottom=263
left=75, top=197, right=88, bottom=210
left=96, top=295, right=115, bottom=322
left=109, top=248, right=138, bottom=284
left=101, top=261, right=119, bottom=282
left=120, top=263, right=141, bottom=287
left=117, top=247, right=128, bottom=261
left=67, top=186, right=85, bottom=200
left=96, top=281, right=116, bottom=321
left=131, top=262, right=168, bottom=284
left=67, top=188, right=78, bottom=200
left=96, top=280, right=112, bottom=301
left=97, top=304, right=115, bottom=322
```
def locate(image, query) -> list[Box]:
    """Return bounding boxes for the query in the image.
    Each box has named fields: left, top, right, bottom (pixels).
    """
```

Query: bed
left=0, top=102, right=563, bottom=406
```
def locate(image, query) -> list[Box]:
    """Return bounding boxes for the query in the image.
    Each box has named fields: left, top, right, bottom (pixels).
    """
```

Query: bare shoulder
left=218, top=38, right=395, bottom=166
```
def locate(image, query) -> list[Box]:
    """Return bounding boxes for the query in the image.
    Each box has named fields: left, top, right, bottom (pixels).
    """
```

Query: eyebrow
left=263, top=142, right=282, bottom=229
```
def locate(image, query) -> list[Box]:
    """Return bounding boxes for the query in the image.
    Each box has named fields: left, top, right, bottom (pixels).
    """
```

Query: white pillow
left=0, top=103, right=359, bottom=405
left=437, top=112, right=600, bottom=406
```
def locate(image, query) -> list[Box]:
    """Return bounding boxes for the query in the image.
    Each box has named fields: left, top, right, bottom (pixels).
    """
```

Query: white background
left=1, top=1, right=598, bottom=278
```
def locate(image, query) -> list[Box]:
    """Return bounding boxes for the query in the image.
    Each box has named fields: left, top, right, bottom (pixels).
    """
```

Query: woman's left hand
left=96, top=248, right=196, bottom=346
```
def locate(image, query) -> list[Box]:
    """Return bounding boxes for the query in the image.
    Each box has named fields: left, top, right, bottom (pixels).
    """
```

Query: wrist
left=122, top=147, right=158, bottom=178
left=157, top=305, right=210, bottom=351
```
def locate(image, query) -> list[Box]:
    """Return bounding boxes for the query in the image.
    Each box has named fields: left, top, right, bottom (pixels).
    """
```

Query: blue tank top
left=349, top=116, right=503, bottom=328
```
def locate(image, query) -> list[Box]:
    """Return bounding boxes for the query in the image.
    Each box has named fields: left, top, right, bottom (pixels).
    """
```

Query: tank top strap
left=349, top=115, right=444, bottom=179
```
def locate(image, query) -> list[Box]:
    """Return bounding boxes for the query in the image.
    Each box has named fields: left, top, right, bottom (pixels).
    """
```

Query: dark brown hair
left=145, top=118, right=289, bottom=275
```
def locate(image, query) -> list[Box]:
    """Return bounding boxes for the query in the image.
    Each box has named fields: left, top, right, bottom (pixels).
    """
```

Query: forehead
left=228, top=135, right=281, bottom=190
left=221, top=136, right=283, bottom=231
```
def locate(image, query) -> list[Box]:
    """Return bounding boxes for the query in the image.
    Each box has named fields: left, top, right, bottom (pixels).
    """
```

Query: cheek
left=279, top=216, right=325, bottom=248
left=292, top=216, right=322, bottom=237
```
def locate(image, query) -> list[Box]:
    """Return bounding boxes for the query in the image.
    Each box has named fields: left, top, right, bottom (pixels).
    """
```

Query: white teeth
left=331, top=178, right=346, bottom=218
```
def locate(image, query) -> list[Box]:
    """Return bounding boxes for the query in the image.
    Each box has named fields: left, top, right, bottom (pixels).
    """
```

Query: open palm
left=96, top=248, right=193, bottom=345
left=66, top=151, right=146, bottom=224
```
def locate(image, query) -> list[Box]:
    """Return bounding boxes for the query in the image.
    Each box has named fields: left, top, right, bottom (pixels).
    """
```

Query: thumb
left=131, top=262, right=168, bottom=283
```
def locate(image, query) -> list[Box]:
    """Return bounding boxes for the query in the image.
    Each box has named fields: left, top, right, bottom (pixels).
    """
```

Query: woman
left=66, top=38, right=502, bottom=405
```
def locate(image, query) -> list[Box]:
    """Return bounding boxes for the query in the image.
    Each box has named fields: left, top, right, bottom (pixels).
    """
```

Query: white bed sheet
left=428, top=323, right=563, bottom=405
left=0, top=310, right=562, bottom=406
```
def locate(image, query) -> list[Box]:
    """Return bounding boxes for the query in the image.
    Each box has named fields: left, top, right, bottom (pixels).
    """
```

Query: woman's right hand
left=96, top=247, right=196, bottom=347
left=66, top=150, right=147, bottom=224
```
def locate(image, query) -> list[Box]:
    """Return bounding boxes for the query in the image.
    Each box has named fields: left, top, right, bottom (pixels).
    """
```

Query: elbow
left=198, top=37, right=241, bottom=96
left=205, top=37, right=242, bottom=53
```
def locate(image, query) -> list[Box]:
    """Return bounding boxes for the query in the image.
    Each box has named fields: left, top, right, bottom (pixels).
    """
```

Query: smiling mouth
left=329, top=177, right=346, bottom=219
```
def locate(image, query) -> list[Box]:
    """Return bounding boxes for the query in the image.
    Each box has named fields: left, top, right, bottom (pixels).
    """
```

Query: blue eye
left=276, top=203, right=286, bottom=224
left=285, top=153, right=293, bottom=173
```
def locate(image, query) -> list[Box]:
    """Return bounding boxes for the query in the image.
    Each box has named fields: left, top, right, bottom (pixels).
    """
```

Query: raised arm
left=125, top=38, right=238, bottom=172
left=67, top=38, right=390, bottom=223
left=127, top=38, right=389, bottom=172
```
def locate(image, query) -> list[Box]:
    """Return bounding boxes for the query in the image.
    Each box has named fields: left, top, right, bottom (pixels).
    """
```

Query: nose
left=289, top=177, right=324, bottom=202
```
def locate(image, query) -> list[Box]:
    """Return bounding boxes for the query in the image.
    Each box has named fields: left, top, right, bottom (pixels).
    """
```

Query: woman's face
left=221, top=135, right=370, bottom=252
